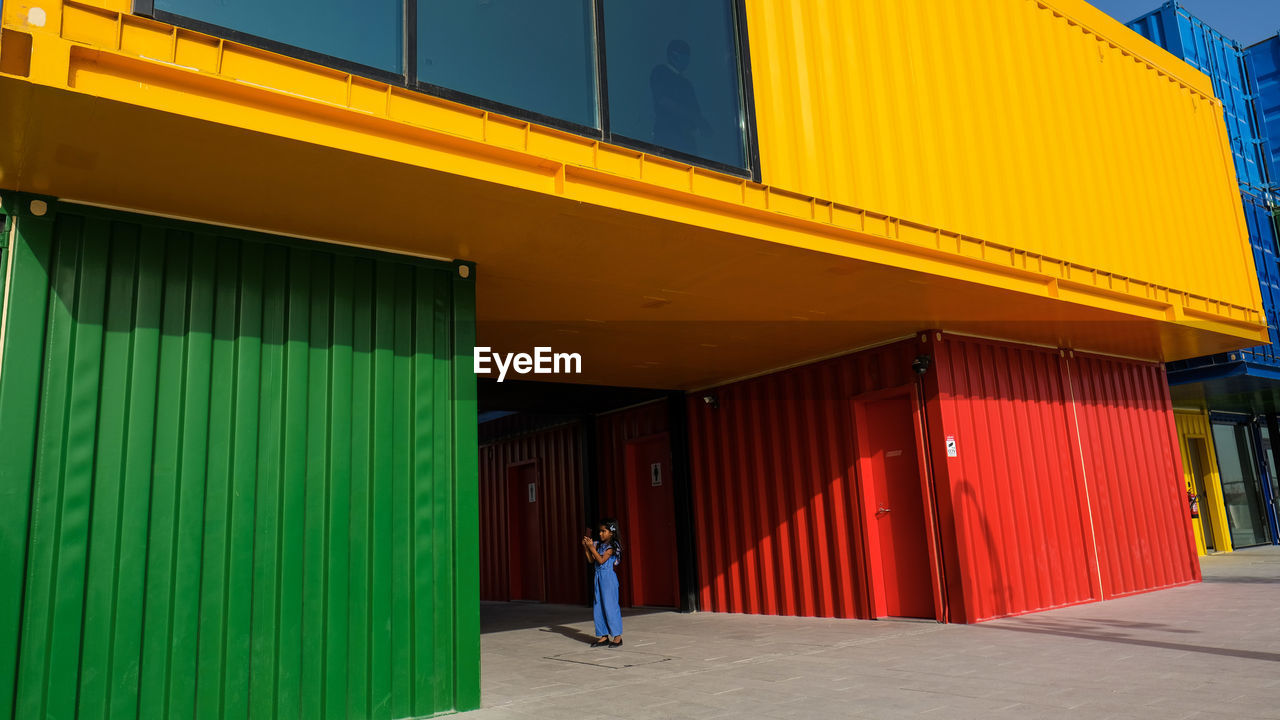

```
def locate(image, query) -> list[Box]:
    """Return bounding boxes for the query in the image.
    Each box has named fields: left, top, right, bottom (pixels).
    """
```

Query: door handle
left=876, top=506, right=891, bottom=516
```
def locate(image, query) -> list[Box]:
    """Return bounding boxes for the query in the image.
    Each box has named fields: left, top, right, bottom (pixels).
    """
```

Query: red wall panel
left=595, top=400, right=669, bottom=607
left=1068, top=353, right=1200, bottom=597
left=686, top=340, right=918, bottom=619
left=478, top=422, right=587, bottom=604
left=687, top=334, right=1199, bottom=623
left=931, top=337, right=1099, bottom=622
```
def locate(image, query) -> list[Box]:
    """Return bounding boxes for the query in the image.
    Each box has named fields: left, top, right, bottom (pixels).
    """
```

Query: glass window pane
left=155, top=0, right=403, bottom=73
left=1211, top=423, right=1272, bottom=547
left=1264, top=423, right=1280, bottom=531
left=603, top=0, right=748, bottom=170
left=417, top=0, right=598, bottom=129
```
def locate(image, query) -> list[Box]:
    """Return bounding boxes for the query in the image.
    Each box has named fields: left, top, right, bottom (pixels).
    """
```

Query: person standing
left=581, top=518, right=624, bottom=647
left=650, top=39, right=711, bottom=157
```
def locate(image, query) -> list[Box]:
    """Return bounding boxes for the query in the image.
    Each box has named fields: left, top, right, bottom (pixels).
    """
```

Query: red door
left=507, top=463, right=545, bottom=601
left=624, top=434, right=679, bottom=607
left=859, top=394, right=935, bottom=619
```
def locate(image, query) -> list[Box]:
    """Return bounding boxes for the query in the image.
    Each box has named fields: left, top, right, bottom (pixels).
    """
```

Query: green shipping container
left=0, top=196, right=479, bottom=719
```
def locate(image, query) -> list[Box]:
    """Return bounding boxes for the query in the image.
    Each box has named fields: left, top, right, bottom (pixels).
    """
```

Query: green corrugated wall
left=0, top=196, right=480, bottom=720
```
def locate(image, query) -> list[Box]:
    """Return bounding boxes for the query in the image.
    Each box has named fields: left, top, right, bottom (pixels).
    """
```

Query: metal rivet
left=27, top=7, right=47, bottom=27
left=458, top=265, right=470, bottom=279
left=30, top=200, right=47, bottom=216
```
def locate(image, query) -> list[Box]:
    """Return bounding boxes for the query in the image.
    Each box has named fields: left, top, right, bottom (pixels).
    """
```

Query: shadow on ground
left=480, top=601, right=676, bottom=635
left=984, top=617, right=1280, bottom=663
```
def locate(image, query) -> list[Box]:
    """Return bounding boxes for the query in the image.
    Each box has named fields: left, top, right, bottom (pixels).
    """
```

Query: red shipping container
left=687, top=334, right=1199, bottom=622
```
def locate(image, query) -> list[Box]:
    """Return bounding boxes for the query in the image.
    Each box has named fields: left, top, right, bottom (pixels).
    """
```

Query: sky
left=1090, top=0, right=1280, bottom=47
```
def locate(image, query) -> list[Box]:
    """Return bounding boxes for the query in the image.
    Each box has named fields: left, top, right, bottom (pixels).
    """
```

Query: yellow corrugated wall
left=1174, top=409, right=1233, bottom=554
left=1, top=0, right=1265, bottom=344
left=744, top=0, right=1259, bottom=310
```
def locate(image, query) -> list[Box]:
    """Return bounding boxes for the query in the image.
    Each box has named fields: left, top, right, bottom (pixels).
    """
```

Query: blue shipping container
left=1128, top=2, right=1273, bottom=196
left=1250, top=35, right=1280, bottom=196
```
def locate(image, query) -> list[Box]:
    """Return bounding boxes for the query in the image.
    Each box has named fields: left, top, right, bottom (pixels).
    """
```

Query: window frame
left=133, top=0, right=761, bottom=182
left=594, top=0, right=761, bottom=180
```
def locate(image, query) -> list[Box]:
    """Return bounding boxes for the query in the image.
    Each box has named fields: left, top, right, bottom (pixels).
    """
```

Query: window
left=153, top=0, right=404, bottom=74
left=1211, top=422, right=1273, bottom=547
left=141, top=0, right=756, bottom=176
left=417, top=0, right=598, bottom=129
left=601, top=0, right=749, bottom=170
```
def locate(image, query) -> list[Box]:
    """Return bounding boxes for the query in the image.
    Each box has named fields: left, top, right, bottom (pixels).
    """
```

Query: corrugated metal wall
left=478, top=421, right=587, bottom=604
left=685, top=341, right=917, bottom=619
left=931, top=337, right=1099, bottom=622
left=1130, top=5, right=1280, bottom=376
left=0, top=198, right=479, bottom=719
left=687, top=335, right=1199, bottom=623
left=1069, top=353, right=1201, bottom=597
left=1128, top=3, right=1272, bottom=195
left=743, top=0, right=1256, bottom=309
left=1174, top=409, right=1234, bottom=554
left=1239, top=194, right=1280, bottom=366
left=1251, top=35, right=1280, bottom=189
left=1166, top=193, right=1280, bottom=374
left=595, top=400, right=669, bottom=608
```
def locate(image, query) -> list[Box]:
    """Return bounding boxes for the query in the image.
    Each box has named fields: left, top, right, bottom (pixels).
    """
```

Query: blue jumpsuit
left=592, top=541, right=623, bottom=637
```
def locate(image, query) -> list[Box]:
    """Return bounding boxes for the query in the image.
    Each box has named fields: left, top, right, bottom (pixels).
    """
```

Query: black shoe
left=608, top=639, right=623, bottom=649
left=590, top=638, right=609, bottom=648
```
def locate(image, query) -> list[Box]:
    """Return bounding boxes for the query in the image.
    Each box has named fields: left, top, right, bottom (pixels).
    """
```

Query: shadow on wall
left=952, top=479, right=1007, bottom=621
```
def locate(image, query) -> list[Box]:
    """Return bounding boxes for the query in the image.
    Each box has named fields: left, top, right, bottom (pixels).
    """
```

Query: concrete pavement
left=460, top=547, right=1280, bottom=719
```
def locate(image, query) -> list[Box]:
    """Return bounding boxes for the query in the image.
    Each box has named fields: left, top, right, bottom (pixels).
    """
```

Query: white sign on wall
left=528, top=482, right=537, bottom=503
left=651, top=463, right=663, bottom=486
left=946, top=435, right=958, bottom=458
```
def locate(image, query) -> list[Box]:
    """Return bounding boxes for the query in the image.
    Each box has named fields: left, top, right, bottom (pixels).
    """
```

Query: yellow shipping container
left=0, top=0, right=1267, bottom=386
left=748, top=0, right=1258, bottom=310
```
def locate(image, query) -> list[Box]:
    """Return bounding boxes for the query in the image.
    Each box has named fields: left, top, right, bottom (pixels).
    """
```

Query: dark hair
left=598, top=517, right=623, bottom=561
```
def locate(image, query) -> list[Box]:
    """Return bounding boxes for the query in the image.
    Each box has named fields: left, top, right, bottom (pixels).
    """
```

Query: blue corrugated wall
left=1128, top=2, right=1273, bottom=196
left=1251, top=36, right=1280, bottom=202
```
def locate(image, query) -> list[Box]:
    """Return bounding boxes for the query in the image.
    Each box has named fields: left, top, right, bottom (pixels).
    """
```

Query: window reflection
left=1211, top=423, right=1272, bottom=547
left=417, top=0, right=598, bottom=129
left=152, top=0, right=755, bottom=173
left=155, top=0, right=403, bottom=74
left=604, top=0, right=747, bottom=169
left=650, top=39, right=712, bottom=157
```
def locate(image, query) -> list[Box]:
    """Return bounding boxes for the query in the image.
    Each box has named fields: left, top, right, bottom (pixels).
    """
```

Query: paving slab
left=458, top=547, right=1280, bottom=719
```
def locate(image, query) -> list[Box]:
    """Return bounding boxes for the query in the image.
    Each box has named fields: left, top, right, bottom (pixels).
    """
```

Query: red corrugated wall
left=931, top=337, right=1100, bottom=622
left=1068, top=353, right=1200, bottom=597
left=686, top=334, right=1199, bottom=623
left=478, top=421, right=587, bottom=604
left=595, top=400, right=669, bottom=607
left=686, top=341, right=918, bottom=618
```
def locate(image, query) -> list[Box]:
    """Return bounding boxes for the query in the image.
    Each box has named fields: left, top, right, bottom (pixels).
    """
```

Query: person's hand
left=581, top=536, right=592, bottom=548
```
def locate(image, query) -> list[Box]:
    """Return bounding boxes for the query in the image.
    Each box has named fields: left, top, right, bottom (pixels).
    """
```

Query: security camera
left=701, top=394, right=719, bottom=409
left=912, top=354, right=932, bottom=375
